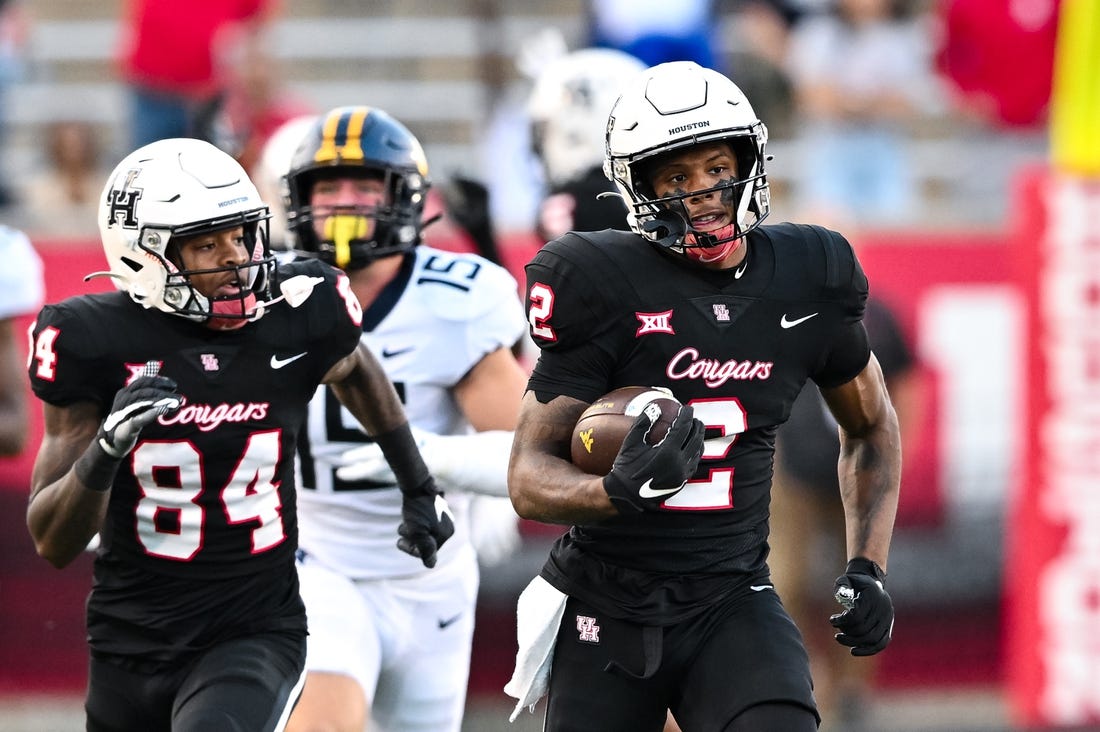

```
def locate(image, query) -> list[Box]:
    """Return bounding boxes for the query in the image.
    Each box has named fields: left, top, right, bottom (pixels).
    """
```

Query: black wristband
left=372, top=423, right=435, bottom=496
left=74, top=439, right=123, bottom=493
left=846, top=557, right=887, bottom=584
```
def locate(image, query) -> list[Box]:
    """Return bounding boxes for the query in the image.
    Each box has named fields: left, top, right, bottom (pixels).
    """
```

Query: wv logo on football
left=579, top=428, right=595, bottom=454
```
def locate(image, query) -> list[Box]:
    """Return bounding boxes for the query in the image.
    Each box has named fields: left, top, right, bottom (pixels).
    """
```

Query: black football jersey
left=28, top=259, right=362, bottom=659
left=524, top=224, right=870, bottom=624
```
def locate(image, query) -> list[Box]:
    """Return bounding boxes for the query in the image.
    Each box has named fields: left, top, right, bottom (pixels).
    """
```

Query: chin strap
left=641, top=209, right=688, bottom=249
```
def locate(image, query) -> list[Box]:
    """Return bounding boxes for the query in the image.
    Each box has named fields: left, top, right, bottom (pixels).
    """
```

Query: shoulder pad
left=524, top=230, right=642, bottom=351
left=28, top=294, right=124, bottom=406
left=413, top=248, right=520, bottom=323
left=759, top=223, right=867, bottom=316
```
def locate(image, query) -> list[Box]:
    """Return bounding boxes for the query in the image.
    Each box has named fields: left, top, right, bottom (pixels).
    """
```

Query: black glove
left=397, top=486, right=455, bottom=569
left=98, top=362, right=182, bottom=458
left=602, top=404, right=705, bottom=513
left=830, top=557, right=894, bottom=656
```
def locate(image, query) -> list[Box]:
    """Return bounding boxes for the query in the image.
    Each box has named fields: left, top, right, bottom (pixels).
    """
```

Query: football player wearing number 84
left=506, top=61, right=901, bottom=731
left=25, top=137, right=453, bottom=732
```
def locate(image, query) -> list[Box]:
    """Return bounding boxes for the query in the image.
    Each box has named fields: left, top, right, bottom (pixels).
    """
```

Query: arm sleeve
left=0, top=227, right=44, bottom=319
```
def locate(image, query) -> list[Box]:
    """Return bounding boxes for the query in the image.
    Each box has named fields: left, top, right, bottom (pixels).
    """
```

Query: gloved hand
left=831, top=557, right=894, bottom=656
left=98, top=361, right=182, bottom=458
left=398, top=486, right=456, bottom=569
left=602, top=404, right=705, bottom=513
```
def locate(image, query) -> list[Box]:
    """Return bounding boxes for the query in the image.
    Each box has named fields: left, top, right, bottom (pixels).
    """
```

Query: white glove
left=468, top=495, right=521, bottom=567
left=335, top=428, right=513, bottom=497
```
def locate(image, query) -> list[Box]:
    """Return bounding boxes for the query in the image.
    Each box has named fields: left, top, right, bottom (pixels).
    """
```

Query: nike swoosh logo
left=381, top=345, right=415, bottom=359
left=750, top=584, right=774, bottom=592
left=270, top=352, right=307, bottom=369
left=780, top=312, right=819, bottom=329
left=734, top=261, right=748, bottom=279
left=637, top=479, right=684, bottom=499
left=438, top=613, right=462, bottom=629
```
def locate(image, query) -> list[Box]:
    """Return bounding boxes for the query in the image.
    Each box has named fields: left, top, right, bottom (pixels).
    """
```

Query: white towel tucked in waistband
left=503, top=575, right=568, bottom=722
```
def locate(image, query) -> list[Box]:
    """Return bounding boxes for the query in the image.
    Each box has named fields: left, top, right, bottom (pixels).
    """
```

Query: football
left=570, top=386, right=681, bottom=476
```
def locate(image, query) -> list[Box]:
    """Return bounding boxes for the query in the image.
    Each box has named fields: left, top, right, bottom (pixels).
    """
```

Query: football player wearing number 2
left=506, top=61, right=901, bottom=731
left=25, top=138, right=452, bottom=732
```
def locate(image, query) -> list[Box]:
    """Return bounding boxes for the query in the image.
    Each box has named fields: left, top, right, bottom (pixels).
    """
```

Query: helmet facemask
left=287, top=165, right=424, bottom=270
left=628, top=132, right=770, bottom=262
left=158, top=214, right=276, bottom=329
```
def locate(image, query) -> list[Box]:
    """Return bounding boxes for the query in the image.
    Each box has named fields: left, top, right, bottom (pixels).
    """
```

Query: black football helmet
left=285, top=106, right=430, bottom=270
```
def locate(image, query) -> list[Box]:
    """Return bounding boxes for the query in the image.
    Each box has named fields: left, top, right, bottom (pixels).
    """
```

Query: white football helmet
left=96, top=137, right=275, bottom=326
left=255, top=114, right=317, bottom=251
left=604, top=61, right=771, bottom=254
left=527, top=48, right=646, bottom=188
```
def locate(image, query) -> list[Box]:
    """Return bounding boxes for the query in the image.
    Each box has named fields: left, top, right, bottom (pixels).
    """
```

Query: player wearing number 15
left=25, top=137, right=452, bottom=732
left=506, top=61, right=901, bottom=731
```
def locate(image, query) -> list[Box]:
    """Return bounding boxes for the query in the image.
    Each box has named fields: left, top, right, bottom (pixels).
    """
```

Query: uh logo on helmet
left=92, top=137, right=276, bottom=329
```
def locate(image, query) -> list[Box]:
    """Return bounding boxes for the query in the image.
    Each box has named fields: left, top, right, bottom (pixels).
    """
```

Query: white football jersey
left=0, top=226, right=43, bottom=319
left=296, top=246, right=526, bottom=579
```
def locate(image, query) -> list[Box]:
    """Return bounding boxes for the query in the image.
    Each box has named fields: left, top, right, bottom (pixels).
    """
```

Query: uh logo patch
left=577, top=615, right=600, bottom=644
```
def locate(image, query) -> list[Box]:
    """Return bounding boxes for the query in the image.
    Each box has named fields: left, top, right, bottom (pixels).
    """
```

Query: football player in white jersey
left=279, top=106, right=528, bottom=732
left=0, top=225, right=43, bottom=455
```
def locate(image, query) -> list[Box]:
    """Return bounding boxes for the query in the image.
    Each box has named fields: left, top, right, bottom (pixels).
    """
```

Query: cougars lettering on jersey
left=524, top=225, right=870, bottom=624
left=28, top=259, right=361, bottom=578
left=295, top=246, right=526, bottom=579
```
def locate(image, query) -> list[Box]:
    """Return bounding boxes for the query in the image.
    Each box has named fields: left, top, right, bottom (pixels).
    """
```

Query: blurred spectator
left=934, top=0, right=1059, bottom=129
left=213, top=22, right=314, bottom=175
left=931, top=0, right=1056, bottom=225
left=785, top=0, right=936, bottom=227
left=723, top=0, right=801, bottom=140
left=584, top=0, right=719, bottom=70
left=769, top=292, right=921, bottom=731
left=21, top=120, right=102, bottom=240
left=478, top=28, right=564, bottom=234
left=0, top=224, right=42, bottom=455
left=115, top=0, right=278, bottom=149
left=0, top=0, right=28, bottom=207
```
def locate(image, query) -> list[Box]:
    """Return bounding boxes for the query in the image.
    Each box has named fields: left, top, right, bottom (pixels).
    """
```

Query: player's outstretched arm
left=326, top=342, right=454, bottom=567
left=821, top=352, right=901, bottom=655
left=336, top=429, right=515, bottom=497
left=508, top=391, right=620, bottom=525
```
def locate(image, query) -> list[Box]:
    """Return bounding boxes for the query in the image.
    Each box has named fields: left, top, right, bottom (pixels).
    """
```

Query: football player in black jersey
left=506, top=61, right=901, bottom=731
left=25, top=138, right=453, bottom=732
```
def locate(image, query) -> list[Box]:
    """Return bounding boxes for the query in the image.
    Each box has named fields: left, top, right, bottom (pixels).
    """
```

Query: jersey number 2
left=662, top=396, right=747, bottom=511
